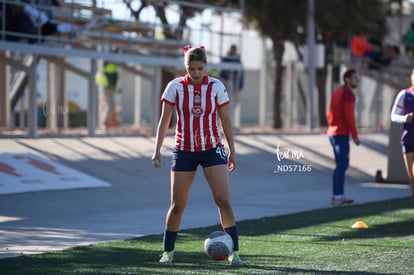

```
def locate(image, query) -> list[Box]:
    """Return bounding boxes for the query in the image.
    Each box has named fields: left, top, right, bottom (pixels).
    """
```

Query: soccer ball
left=204, top=231, right=233, bottom=260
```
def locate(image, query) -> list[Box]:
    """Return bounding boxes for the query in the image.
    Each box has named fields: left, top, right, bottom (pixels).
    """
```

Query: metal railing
left=0, top=0, right=244, bottom=137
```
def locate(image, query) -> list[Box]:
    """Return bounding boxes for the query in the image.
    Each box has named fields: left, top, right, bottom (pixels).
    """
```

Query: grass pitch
left=1, top=197, right=413, bottom=274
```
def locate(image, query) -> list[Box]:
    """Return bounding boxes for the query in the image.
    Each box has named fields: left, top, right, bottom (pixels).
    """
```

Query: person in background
left=22, top=1, right=98, bottom=36
left=3, top=0, right=99, bottom=43
left=95, top=61, right=119, bottom=128
left=390, top=68, right=414, bottom=200
left=220, top=44, right=244, bottom=130
left=327, top=68, right=361, bottom=206
left=351, top=33, right=378, bottom=60
left=403, top=22, right=414, bottom=58
left=152, top=45, right=243, bottom=267
left=1, top=3, right=33, bottom=42
left=350, top=33, right=391, bottom=70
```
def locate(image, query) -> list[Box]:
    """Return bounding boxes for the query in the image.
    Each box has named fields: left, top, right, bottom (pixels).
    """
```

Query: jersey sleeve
left=161, top=80, right=177, bottom=106
left=390, top=90, right=407, bottom=123
left=343, top=100, right=359, bottom=140
left=215, top=80, right=230, bottom=107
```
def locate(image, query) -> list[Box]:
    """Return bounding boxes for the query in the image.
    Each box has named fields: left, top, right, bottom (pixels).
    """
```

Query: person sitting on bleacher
left=1, top=3, right=34, bottom=42
left=2, top=0, right=98, bottom=43
left=351, top=33, right=381, bottom=68
left=351, top=33, right=392, bottom=71
left=22, top=1, right=97, bottom=37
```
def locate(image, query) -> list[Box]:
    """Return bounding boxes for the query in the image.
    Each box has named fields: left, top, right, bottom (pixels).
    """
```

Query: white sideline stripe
left=0, top=153, right=111, bottom=195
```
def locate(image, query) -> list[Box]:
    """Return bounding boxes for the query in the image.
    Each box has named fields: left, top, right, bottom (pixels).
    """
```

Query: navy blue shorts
left=402, top=144, right=414, bottom=154
left=171, top=147, right=228, bottom=171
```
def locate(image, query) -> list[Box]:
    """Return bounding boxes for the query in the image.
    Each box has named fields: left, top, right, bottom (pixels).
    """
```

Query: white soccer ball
left=204, top=231, right=233, bottom=260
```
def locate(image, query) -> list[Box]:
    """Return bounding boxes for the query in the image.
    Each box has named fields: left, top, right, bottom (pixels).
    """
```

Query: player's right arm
left=152, top=102, right=174, bottom=168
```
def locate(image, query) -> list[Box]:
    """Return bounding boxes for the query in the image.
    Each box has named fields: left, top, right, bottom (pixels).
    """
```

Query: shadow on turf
left=0, top=198, right=411, bottom=274
left=165, top=198, right=413, bottom=244
left=0, top=247, right=397, bottom=275
left=246, top=265, right=396, bottom=275
left=233, top=197, right=413, bottom=238
left=319, top=219, right=414, bottom=242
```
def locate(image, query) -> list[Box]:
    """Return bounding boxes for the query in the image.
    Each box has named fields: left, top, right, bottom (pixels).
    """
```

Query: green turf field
left=1, top=197, right=413, bottom=274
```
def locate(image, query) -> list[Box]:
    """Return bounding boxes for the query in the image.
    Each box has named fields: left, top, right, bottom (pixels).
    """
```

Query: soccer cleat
left=228, top=251, right=244, bottom=267
left=159, top=251, right=174, bottom=263
left=331, top=197, right=354, bottom=206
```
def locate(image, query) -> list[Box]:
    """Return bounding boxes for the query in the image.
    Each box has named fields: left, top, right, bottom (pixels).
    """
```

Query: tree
left=121, top=0, right=242, bottom=123
left=121, top=0, right=388, bottom=129
left=122, top=0, right=237, bottom=39
left=313, top=0, right=387, bottom=126
left=242, top=0, right=388, bottom=128
left=243, top=0, right=307, bottom=128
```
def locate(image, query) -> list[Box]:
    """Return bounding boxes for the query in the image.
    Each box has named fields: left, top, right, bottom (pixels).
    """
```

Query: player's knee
left=215, top=197, right=231, bottom=210
left=170, top=202, right=186, bottom=215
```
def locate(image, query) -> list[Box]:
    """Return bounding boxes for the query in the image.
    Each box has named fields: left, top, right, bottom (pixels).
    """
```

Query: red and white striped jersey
left=161, top=74, right=230, bottom=152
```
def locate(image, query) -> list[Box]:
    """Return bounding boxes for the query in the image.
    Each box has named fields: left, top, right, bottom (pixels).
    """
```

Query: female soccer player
left=151, top=45, right=243, bottom=267
left=390, top=68, right=414, bottom=199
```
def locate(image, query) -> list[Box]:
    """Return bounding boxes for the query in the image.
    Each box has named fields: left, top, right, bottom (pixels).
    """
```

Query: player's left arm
left=218, top=104, right=237, bottom=171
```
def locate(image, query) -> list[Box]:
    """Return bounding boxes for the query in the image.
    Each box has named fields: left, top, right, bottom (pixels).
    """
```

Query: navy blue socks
left=163, top=227, right=239, bottom=252
left=224, top=226, right=239, bottom=251
left=163, top=230, right=178, bottom=252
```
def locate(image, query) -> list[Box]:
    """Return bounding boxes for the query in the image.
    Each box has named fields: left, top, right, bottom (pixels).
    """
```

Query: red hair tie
left=182, top=45, right=205, bottom=53
left=183, top=45, right=192, bottom=53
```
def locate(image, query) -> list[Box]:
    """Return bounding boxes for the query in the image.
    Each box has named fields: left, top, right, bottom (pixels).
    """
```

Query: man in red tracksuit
left=327, top=68, right=361, bottom=206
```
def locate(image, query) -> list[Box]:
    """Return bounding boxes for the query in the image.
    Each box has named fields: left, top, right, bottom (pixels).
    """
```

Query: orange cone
left=351, top=221, right=369, bottom=229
